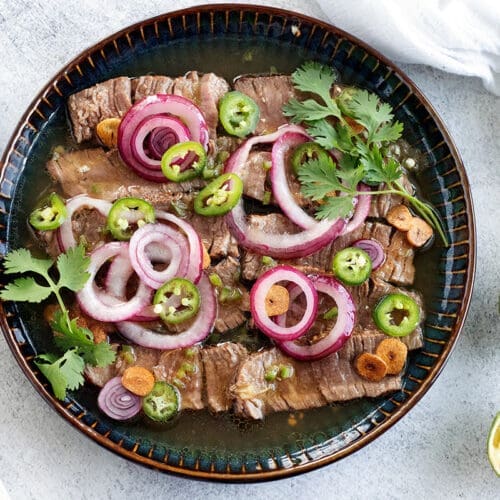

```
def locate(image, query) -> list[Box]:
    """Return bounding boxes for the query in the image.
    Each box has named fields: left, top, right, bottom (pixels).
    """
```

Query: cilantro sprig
left=283, top=62, right=448, bottom=246
left=0, top=244, right=116, bottom=399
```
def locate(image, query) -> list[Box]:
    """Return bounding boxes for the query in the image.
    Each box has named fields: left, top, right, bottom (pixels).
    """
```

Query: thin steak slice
left=233, top=75, right=298, bottom=134
left=239, top=151, right=271, bottom=202
left=231, top=331, right=401, bottom=420
left=201, top=342, right=248, bottom=412
left=208, top=257, right=250, bottom=333
left=47, top=148, right=205, bottom=204
left=132, top=75, right=174, bottom=101
left=68, top=77, right=132, bottom=143
left=153, top=347, right=204, bottom=410
left=68, top=72, right=229, bottom=143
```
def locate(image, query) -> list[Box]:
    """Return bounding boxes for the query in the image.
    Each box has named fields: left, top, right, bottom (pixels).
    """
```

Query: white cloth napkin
left=316, top=0, right=500, bottom=95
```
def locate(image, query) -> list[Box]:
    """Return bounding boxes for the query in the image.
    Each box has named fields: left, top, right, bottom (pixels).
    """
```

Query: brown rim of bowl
left=0, top=3, right=476, bottom=482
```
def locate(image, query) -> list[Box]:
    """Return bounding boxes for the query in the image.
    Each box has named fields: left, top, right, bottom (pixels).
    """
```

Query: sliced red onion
left=98, top=377, right=142, bottom=421
left=118, top=94, right=209, bottom=182
left=278, top=275, right=356, bottom=361
left=57, top=195, right=112, bottom=251
left=224, top=125, right=345, bottom=258
left=128, top=223, right=189, bottom=289
left=250, top=266, right=318, bottom=341
left=341, top=183, right=371, bottom=235
left=117, top=273, right=217, bottom=350
left=131, top=114, right=191, bottom=170
left=270, top=131, right=320, bottom=229
left=156, top=210, right=203, bottom=284
left=353, top=238, right=386, bottom=270
left=77, top=242, right=152, bottom=322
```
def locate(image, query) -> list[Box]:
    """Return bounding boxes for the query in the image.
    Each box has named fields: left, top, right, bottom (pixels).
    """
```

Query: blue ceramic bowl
left=0, top=5, right=475, bottom=481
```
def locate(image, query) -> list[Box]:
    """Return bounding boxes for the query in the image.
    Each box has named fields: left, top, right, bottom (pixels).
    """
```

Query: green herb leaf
left=306, top=121, right=355, bottom=153
left=283, top=99, right=332, bottom=123
left=315, top=196, right=356, bottom=220
left=35, top=350, right=85, bottom=400
left=0, top=277, right=52, bottom=303
left=297, top=158, right=344, bottom=200
left=290, top=61, right=338, bottom=102
left=359, top=144, right=402, bottom=184
left=56, top=244, right=91, bottom=292
left=90, top=342, right=117, bottom=367
left=2, top=248, right=52, bottom=276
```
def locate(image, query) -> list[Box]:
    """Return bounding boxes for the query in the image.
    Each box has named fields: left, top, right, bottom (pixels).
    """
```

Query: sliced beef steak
left=68, top=77, right=132, bottom=143
left=239, top=151, right=271, bottom=202
left=132, top=75, right=174, bottom=101
left=369, top=176, right=415, bottom=219
left=232, top=331, right=401, bottom=419
left=68, top=72, right=229, bottom=143
left=208, top=257, right=250, bottom=333
left=234, top=75, right=298, bottom=134
left=201, top=342, right=248, bottom=412
left=241, top=217, right=415, bottom=286
left=47, top=148, right=205, bottom=204
left=153, top=347, right=204, bottom=410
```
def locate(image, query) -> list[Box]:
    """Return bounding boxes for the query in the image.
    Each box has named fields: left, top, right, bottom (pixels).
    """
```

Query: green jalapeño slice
left=107, top=197, right=155, bottom=240
left=332, top=247, right=372, bottom=285
left=218, top=91, right=260, bottom=137
left=153, top=278, right=201, bottom=325
left=194, top=173, right=243, bottom=216
left=29, top=192, right=67, bottom=231
left=291, top=142, right=331, bottom=174
left=142, top=381, right=180, bottom=422
left=161, top=141, right=206, bottom=182
left=373, top=293, right=420, bottom=337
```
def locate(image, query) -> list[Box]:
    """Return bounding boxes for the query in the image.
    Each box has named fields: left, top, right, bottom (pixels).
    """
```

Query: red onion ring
left=76, top=242, right=152, bottom=322
left=353, top=238, right=386, bottom=269
left=341, top=183, right=371, bottom=235
left=117, top=273, right=217, bottom=350
left=131, top=114, right=191, bottom=170
left=270, top=131, right=321, bottom=229
left=57, top=195, right=112, bottom=251
left=128, top=223, right=189, bottom=289
left=278, top=275, right=356, bottom=361
left=156, top=210, right=203, bottom=284
left=224, top=125, right=346, bottom=258
left=118, top=94, right=209, bottom=182
left=97, top=377, right=142, bottom=421
left=250, top=266, right=318, bottom=341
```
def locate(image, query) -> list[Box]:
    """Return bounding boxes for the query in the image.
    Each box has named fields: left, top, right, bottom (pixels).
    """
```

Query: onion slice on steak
left=131, top=114, right=191, bottom=170
left=117, top=273, right=217, bottom=350
left=270, top=131, right=319, bottom=229
left=224, top=125, right=345, bottom=258
left=118, top=94, right=209, bottom=182
left=353, top=238, right=386, bottom=269
left=341, top=183, right=371, bottom=235
left=250, top=266, right=318, bottom=341
left=77, top=242, right=152, bottom=322
left=278, top=275, right=356, bottom=361
left=57, top=195, right=112, bottom=251
left=97, top=377, right=142, bottom=421
left=128, top=223, right=189, bottom=290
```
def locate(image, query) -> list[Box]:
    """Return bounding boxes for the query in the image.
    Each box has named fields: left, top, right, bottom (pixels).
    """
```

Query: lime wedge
left=487, top=412, right=500, bottom=476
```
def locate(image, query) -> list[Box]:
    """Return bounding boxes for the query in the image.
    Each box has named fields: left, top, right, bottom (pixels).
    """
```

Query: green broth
left=10, top=36, right=436, bottom=459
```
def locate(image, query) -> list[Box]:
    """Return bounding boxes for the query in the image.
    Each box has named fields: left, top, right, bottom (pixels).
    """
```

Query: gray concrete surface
left=0, top=1, right=499, bottom=499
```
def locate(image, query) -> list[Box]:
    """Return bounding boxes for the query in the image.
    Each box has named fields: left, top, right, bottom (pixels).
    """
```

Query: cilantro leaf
left=291, top=61, right=338, bottom=103
left=283, top=99, right=332, bottom=123
left=315, top=196, right=356, bottom=220
left=52, top=310, right=116, bottom=366
left=0, top=277, right=52, bottom=303
left=359, top=144, right=402, bottom=184
left=306, top=121, right=355, bottom=153
left=3, top=248, right=52, bottom=276
left=371, top=120, right=403, bottom=143
left=297, top=158, right=344, bottom=200
left=336, top=155, right=366, bottom=191
left=35, top=350, right=85, bottom=400
left=56, top=244, right=90, bottom=292
left=91, top=342, right=117, bottom=367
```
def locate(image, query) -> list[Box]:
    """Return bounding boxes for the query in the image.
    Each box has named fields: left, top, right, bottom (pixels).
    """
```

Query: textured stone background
left=0, top=1, right=499, bottom=498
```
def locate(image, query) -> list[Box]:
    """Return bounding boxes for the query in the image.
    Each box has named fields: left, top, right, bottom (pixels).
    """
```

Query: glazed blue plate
left=0, top=5, right=475, bottom=481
